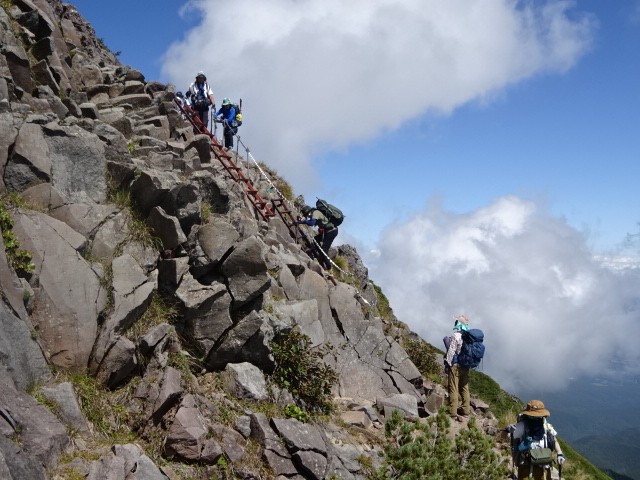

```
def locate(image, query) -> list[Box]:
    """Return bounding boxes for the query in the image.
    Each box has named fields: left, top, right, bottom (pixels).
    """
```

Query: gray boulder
left=50, top=201, right=118, bottom=237
left=4, top=122, right=51, bottom=192
left=21, top=183, right=66, bottom=211
left=91, top=210, right=131, bottom=261
left=204, top=310, right=264, bottom=370
left=197, top=217, right=240, bottom=264
left=175, top=273, right=232, bottom=354
left=95, top=335, right=138, bottom=389
left=221, top=362, right=268, bottom=401
left=147, top=206, right=187, bottom=250
left=12, top=210, right=106, bottom=370
left=376, top=393, right=419, bottom=421
left=221, top=235, right=270, bottom=307
left=129, top=169, right=181, bottom=216
left=90, top=254, right=154, bottom=379
left=0, top=300, right=49, bottom=391
left=250, top=413, right=297, bottom=477
left=40, top=382, right=90, bottom=434
left=165, top=395, right=208, bottom=462
left=0, top=367, right=68, bottom=471
left=271, top=418, right=328, bottom=480
left=86, top=455, right=126, bottom=480
left=43, top=123, right=108, bottom=203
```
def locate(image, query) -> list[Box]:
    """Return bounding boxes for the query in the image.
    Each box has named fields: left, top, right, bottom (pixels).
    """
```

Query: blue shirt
left=216, top=105, right=236, bottom=123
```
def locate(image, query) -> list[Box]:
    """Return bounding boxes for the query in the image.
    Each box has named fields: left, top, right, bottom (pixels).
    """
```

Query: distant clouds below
left=162, top=0, right=595, bottom=188
left=367, top=195, right=640, bottom=392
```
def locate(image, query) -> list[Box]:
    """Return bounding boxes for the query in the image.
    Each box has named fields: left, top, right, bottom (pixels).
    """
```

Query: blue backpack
left=457, top=329, right=485, bottom=369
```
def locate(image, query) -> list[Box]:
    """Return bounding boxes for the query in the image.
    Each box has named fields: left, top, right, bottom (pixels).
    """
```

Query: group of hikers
left=175, top=71, right=344, bottom=273
left=444, top=315, right=565, bottom=479
left=175, top=67, right=570, bottom=480
left=175, top=71, right=242, bottom=150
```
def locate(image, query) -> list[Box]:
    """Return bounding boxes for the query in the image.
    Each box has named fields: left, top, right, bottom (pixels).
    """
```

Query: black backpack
left=456, top=328, right=485, bottom=369
left=315, top=199, right=344, bottom=227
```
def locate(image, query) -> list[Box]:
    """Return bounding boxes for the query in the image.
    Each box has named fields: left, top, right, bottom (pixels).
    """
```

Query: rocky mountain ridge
left=0, top=1, right=611, bottom=479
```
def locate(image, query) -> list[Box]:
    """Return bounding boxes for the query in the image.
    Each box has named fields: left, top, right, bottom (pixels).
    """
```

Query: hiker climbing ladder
left=175, top=99, right=275, bottom=222
left=175, top=98, right=358, bottom=290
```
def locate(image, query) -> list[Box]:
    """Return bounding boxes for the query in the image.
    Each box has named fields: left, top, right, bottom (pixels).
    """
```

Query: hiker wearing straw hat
left=444, top=314, right=471, bottom=421
left=508, top=400, right=566, bottom=479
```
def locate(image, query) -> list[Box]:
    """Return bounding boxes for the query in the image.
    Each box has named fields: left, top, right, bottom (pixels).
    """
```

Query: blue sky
left=69, top=0, right=640, bottom=393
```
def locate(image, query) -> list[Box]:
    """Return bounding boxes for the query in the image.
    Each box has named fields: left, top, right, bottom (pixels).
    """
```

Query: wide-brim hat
left=521, top=399, right=550, bottom=417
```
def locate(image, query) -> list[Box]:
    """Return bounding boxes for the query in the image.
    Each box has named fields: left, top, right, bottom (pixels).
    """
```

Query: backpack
left=232, top=103, right=242, bottom=126
left=191, top=84, right=211, bottom=111
left=456, top=328, right=485, bottom=369
left=315, top=199, right=344, bottom=227
left=516, top=417, right=555, bottom=466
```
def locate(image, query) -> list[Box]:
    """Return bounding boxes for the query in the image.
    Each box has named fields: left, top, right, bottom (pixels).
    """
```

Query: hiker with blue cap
left=215, top=98, right=238, bottom=150
left=444, top=314, right=471, bottom=421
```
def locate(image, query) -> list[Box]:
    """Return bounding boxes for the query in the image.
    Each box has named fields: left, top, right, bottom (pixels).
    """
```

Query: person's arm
left=555, top=438, right=565, bottom=465
left=206, top=84, right=215, bottom=108
left=297, top=218, right=318, bottom=226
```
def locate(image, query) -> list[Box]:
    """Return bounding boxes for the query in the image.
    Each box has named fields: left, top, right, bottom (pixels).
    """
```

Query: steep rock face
left=0, top=2, right=494, bottom=479
left=12, top=209, right=106, bottom=370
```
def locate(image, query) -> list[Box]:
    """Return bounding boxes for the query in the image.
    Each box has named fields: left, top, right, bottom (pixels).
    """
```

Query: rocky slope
left=0, top=1, right=608, bottom=479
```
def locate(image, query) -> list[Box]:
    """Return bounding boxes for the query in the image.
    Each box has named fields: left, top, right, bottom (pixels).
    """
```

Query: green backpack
left=315, top=199, right=344, bottom=227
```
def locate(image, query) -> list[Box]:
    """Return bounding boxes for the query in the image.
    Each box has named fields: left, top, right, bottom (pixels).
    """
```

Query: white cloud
left=162, top=0, right=594, bottom=187
left=367, top=196, right=640, bottom=392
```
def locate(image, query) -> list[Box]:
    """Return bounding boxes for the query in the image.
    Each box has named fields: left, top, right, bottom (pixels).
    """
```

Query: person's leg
left=447, top=365, right=460, bottom=416
left=516, top=465, right=529, bottom=480
left=224, top=125, right=233, bottom=149
left=201, top=109, right=209, bottom=130
left=319, top=229, right=338, bottom=270
left=459, top=366, right=470, bottom=415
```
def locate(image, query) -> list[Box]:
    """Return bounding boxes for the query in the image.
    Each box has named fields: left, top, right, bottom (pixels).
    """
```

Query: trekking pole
left=558, top=462, right=562, bottom=480
left=508, top=427, right=517, bottom=480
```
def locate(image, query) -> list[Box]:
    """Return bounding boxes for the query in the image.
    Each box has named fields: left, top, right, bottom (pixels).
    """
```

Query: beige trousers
left=447, top=364, right=470, bottom=416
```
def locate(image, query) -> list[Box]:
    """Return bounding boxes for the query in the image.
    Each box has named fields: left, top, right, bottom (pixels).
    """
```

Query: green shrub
left=371, top=409, right=509, bottom=479
left=269, top=328, right=338, bottom=414
left=284, top=403, right=310, bottom=423
left=0, top=201, right=34, bottom=277
left=371, top=282, right=394, bottom=321
left=402, top=337, right=443, bottom=382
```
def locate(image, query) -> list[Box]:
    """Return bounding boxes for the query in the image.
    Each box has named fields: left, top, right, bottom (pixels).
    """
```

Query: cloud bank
left=162, top=0, right=594, bottom=186
left=367, top=196, right=640, bottom=392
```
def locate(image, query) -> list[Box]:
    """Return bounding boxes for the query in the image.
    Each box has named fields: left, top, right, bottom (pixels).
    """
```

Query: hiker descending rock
left=188, top=71, right=216, bottom=131
left=215, top=98, right=240, bottom=150
left=508, top=400, right=566, bottom=479
left=296, top=199, right=343, bottom=271
left=444, top=314, right=473, bottom=420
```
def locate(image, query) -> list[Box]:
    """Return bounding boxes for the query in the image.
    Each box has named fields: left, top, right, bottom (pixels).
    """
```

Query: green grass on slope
left=468, top=370, right=524, bottom=420
left=558, top=439, right=614, bottom=480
